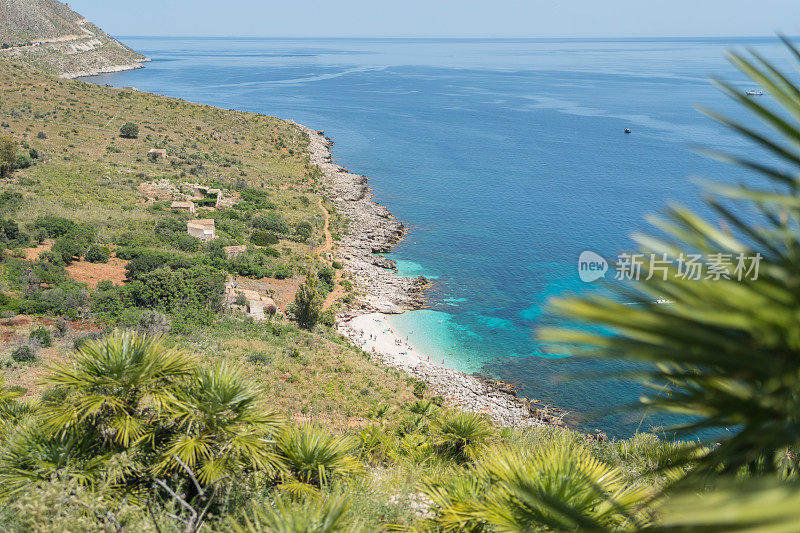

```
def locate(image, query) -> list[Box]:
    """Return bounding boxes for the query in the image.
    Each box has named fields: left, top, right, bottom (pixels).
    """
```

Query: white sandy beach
left=340, top=312, right=438, bottom=368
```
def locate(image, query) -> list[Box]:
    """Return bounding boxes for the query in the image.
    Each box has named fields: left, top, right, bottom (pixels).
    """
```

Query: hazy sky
left=66, top=0, right=800, bottom=39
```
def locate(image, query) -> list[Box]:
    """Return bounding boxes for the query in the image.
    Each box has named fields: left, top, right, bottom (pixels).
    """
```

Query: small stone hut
left=170, top=201, right=196, bottom=214
left=187, top=219, right=216, bottom=241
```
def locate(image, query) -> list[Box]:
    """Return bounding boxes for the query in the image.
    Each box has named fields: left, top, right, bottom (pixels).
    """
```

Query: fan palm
left=423, top=444, right=652, bottom=532
left=275, top=424, right=363, bottom=492
left=3, top=330, right=284, bottom=493
left=539, top=37, right=800, bottom=476
left=432, top=411, right=494, bottom=464
left=160, top=361, right=284, bottom=484
left=41, top=330, right=193, bottom=448
left=0, top=375, right=30, bottom=440
left=227, top=494, right=359, bottom=533
left=0, top=415, right=103, bottom=497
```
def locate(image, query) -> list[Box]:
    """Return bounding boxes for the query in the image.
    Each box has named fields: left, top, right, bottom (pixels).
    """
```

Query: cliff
left=0, top=0, right=147, bottom=77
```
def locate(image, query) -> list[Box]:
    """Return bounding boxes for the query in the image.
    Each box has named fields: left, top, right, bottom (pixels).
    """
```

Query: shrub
left=119, top=122, right=139, bottom=139
left=275, top=424, right=364, bottom=488
left=125, top=251, right=170, bottom=278
left=51, top=237, right=82, bottom=264
left=36, top=131, right=47, bottom=139
left=0, top=191, right=23, bottom=212
left=247, top=351, right=270, bottom=365
left=25, top=284, right=89, bottom=319
left=84, top=245, right=110, bottom=264
left=11, top=344, right=37, bottom=363
left=33, top=215, right=75, bottom=238
left=412, top=379, right=427, bottom=399
left=0, top=137, right=16, bottom=178
left=251, top=230, right=279, bottom=246
left=252, top=213, right=290, bottom=234
left=318, top=267, right=335, bottom=290
left=29, top=326, right=52, bottom=348
left=260, top=246, right=280, bottom=258
left=53, top=318, right=70, bottom=337
left=14, top=152, right=32, bottom=170
left=239, top=188, right=275, bottom=208
left=294, top=221, right=313, bottom=241
left=273, top=265, right=292, bottom=279
left=320, top=309, right=335, bottom=327
left=174, top=233, right=200, bottom=252
left=0, top=218, right=28, bottom=246
left=432, top=411, right=494, bottom=463
left=128, top=265, right=225, bottom=315
left=135, top=309, right=170, bottom=336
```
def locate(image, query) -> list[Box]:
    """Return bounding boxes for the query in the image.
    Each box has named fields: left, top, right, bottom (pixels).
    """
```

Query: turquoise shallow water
left=87, top=37, right=789, bottom=437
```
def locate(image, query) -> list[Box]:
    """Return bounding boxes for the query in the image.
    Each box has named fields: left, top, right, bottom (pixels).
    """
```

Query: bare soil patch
left=66, top=256, right=128, bottom=288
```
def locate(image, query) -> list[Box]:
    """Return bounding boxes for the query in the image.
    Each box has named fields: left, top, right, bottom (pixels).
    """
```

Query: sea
left=85, top=37, right=790, bottom=438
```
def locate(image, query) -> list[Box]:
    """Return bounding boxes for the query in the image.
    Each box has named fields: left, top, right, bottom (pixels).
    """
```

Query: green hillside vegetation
left=2, top=35, right=800, bottom=531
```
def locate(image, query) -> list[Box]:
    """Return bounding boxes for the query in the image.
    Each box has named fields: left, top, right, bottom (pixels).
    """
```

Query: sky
left=65, top=0, right=800, bottom=39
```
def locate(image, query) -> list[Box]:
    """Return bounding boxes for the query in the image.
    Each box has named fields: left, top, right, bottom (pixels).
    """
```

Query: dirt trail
left=316, top=199, right=344, bottom=311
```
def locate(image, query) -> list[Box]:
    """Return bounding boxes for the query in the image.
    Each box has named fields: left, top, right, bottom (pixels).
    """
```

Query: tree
left=0, top=137, right=16, bottom=178
left=119, top=122, right=139, bottom=139
left=292, top=273, right=323, bottom=330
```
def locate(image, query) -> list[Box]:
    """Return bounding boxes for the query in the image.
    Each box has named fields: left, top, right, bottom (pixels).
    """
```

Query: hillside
left=0, top=57, right=402, bottom=419
left=0, top=0, right=147, bottom=77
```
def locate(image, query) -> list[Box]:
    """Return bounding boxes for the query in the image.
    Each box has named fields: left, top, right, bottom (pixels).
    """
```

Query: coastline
left=294, top=122, right=564, bottom=428
left=64, top=60, right=149, bottom=79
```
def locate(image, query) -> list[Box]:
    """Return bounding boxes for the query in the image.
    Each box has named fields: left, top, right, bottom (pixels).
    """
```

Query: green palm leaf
left=540, top=38, right=800, bottom=476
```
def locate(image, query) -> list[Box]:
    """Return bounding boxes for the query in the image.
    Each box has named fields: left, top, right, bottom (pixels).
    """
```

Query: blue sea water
left=87, top=37, right=790, bottom=437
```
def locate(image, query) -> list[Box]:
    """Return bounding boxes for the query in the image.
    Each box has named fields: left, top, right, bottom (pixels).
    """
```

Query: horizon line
left=113, top=34, right=797, bottom=41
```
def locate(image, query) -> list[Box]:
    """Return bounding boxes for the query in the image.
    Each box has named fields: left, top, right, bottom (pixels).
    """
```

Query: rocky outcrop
left=292, top=122, right=430, bottom=314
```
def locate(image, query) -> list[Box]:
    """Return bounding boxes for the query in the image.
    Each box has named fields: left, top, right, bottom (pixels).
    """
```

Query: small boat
left=624, top=128, right=631, bottom=134
left=655, top=297, right=674, bottom=304
left=746, top=90, right=764, bottom=96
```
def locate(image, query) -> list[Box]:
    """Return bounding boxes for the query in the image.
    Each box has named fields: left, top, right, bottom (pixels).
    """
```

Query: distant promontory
left=0, top=0, right=147, bottom=78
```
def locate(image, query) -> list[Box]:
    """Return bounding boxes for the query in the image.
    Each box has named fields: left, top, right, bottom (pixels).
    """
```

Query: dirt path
left=316, top=198, right=333, bottom=255
left=316, top=199, right=345, bottom=311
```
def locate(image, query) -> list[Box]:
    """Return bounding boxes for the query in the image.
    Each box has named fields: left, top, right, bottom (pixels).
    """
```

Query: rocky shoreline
left=65, top=61, right=148, bottom=79
left=294, top=122, right=565, bottom=429
left=292, top=122, right=430, bottom=314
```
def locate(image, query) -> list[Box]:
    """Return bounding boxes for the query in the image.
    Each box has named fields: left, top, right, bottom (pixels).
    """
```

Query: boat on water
left=746, top=90, right=764, bottom=96
left=624, top=128, right=631, bottom=134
